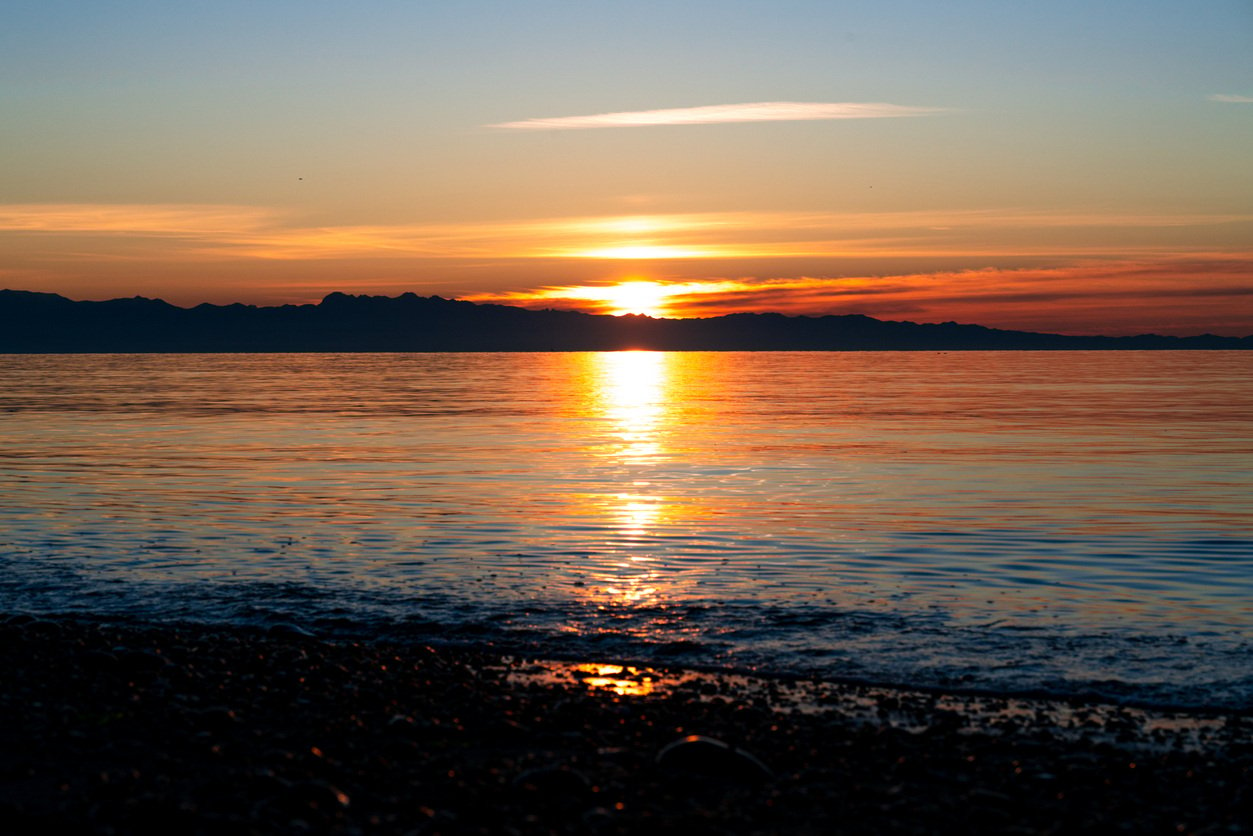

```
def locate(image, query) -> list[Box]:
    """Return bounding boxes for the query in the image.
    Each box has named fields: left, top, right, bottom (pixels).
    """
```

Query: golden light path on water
left=598, top=350, right=668, bottom=466
left=571, top=351, right=678, bottom=665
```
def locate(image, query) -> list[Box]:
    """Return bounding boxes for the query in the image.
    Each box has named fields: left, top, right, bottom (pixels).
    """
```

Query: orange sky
left=3, top=204, right=1249, bottom=335
left=463, top=259, right=1253, bottom=336
left=2, top=2, right=1251, bottom=336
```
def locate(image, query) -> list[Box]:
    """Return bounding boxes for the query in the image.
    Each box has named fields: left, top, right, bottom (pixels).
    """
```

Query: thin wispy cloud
left=0, top=204, right=279, bottom=235
left=1207, top=94, right=1253, bottom=103
left=3, top=204, right=1250, bottom=263
left=488, top=101, right=946, bottom=131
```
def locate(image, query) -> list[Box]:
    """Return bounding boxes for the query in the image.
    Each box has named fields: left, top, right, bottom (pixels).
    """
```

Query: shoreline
left=2, top=615, right=1250, bottom=834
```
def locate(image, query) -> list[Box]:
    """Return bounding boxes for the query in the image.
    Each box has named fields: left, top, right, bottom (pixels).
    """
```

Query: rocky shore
left=1, top=615, right=1249, bottom=834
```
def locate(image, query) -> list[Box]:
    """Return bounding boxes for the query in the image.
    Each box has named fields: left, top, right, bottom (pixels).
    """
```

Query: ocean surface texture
left=2, top=352, right=1250, bottom=708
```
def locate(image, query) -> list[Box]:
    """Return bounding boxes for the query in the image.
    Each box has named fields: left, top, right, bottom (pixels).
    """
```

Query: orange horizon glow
left=2, top=203, right=1250, bottom=336
left=456, top=257, right=1253, bottom=336
left=6, top=205, right=1250, bottom=263
left=560, top=280, right=676, bottom=317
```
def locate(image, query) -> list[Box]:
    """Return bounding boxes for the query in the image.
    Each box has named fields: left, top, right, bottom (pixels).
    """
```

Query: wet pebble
left=656, top=734, right=774, bottom=784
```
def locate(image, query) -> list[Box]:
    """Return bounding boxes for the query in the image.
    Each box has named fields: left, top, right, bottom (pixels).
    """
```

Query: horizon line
left=3, top=286, right=1248, bottom=342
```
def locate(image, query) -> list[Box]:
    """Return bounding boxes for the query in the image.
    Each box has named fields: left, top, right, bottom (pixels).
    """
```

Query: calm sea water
left=2, top=351, right=1251, bottom=708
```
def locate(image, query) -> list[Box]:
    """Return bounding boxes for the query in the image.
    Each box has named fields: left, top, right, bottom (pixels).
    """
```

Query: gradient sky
left=2, top=0, right=1251, bottom=334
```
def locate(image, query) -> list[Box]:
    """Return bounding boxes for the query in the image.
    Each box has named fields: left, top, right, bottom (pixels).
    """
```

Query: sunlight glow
left=594, top=216, right=665, bottom=235
left=616, top=495, right=662, bottom=535
left=582, top=352, right=675, bottom=612
left=572, top=664, right=656, bottom=697
left=570, top=245, right=713, bottom=260
left=599, top=351, right=667, bottom=458
left=601, top=558, right=661, bottom=608
left=523, top=280, right=687, bottom=317
left=11, top=205, right=1250, bottom=277
left=601, top=281, right=670, bottom=317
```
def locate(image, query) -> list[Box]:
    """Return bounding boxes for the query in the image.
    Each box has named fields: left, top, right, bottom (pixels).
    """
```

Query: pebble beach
left=2, top=615, right=1249, bottom=835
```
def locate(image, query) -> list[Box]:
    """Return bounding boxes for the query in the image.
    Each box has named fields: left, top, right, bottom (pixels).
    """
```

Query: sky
left=2, top=0, right=1251, bottom=335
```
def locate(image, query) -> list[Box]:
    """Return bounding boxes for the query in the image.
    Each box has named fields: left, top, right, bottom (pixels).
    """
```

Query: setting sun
left=465, top=279, right=687, bottom=317
left=601, top=281, right=670, bottom=317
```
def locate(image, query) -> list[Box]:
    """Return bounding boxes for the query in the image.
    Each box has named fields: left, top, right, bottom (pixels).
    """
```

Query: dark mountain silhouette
left=1, top=289, right=1249, bottom=352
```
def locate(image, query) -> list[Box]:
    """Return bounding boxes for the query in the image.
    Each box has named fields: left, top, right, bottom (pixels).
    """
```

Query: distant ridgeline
left=1, top=289, right=1249, bottom=352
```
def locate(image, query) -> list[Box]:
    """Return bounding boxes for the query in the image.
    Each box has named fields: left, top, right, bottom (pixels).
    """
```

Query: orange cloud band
left=462, top=258, right=1253, bottom=337
left=4, top=205, right=1249, bottom=263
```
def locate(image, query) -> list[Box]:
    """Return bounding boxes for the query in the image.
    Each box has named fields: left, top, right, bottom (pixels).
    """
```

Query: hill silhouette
left=1, top=289, right=1248, bottom=352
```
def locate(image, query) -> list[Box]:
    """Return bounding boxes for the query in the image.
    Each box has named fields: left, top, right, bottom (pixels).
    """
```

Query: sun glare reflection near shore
left=572, top=664, right=656, bottom=697
left=572, top=352, right=679, bottom=615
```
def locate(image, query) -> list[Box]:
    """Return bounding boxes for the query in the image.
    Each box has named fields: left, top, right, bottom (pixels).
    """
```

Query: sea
left=2, top=351, right=1251, bottom=709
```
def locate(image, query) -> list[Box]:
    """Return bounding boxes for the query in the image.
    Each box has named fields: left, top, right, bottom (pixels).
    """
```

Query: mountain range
left=2, top=289, right=1249, bottom=352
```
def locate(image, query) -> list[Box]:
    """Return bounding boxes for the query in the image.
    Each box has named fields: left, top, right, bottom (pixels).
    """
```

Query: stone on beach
left=655, top=734, right=774, bottom=784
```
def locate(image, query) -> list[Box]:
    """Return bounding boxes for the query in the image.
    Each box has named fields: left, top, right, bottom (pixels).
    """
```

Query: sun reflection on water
left=597, top=350, right=668, bottom=463
left=601, top=554, right=660, bottom=606
left=579, top=352, right=676, bottom=614
left=615, top=494, right=662, bottom=534
left=572, top=663, right=656, bottom=697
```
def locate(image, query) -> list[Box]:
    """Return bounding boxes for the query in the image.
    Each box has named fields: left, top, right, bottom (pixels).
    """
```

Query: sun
left=467, top=279, right=684, bottom=318
left=600, top=280, right=671, bottom=317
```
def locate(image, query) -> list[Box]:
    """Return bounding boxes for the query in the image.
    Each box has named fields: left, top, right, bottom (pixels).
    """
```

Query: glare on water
left=1, top=350, right=1251, bottom=705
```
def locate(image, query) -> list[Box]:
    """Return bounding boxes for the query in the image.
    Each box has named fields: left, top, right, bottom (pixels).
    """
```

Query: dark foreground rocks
left=0, top=616, right=1249, bottom=835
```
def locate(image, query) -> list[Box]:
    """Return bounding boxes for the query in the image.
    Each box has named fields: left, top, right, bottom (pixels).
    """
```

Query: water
left=2, top=351, right=1251, bottom=708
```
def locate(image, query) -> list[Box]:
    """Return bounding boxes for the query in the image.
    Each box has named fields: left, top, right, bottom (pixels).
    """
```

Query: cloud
left=487, top=101, right=946, bottom=130
left=463, top=258, right=1253, bottom=336
left=3, top=204, right=1250, bottom=265
left=0, top=204, right=279, bottom=236
left=4, top=203, right=1249, bottom=335
left=1207, top=94, right=1253, bottom=103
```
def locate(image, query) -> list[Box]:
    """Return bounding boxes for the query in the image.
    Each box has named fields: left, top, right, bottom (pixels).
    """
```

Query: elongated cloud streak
left=488, top=101, right=945, bottom=130
left=0, top=204, right=279, bottom=235
left=1208, top=94, right=1253, bottom=103
left=3, top=205, right=1251, bottom=262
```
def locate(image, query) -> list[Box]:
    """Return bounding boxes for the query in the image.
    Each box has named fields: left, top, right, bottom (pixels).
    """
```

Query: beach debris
left=656, top=734, right=774, bottom=783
